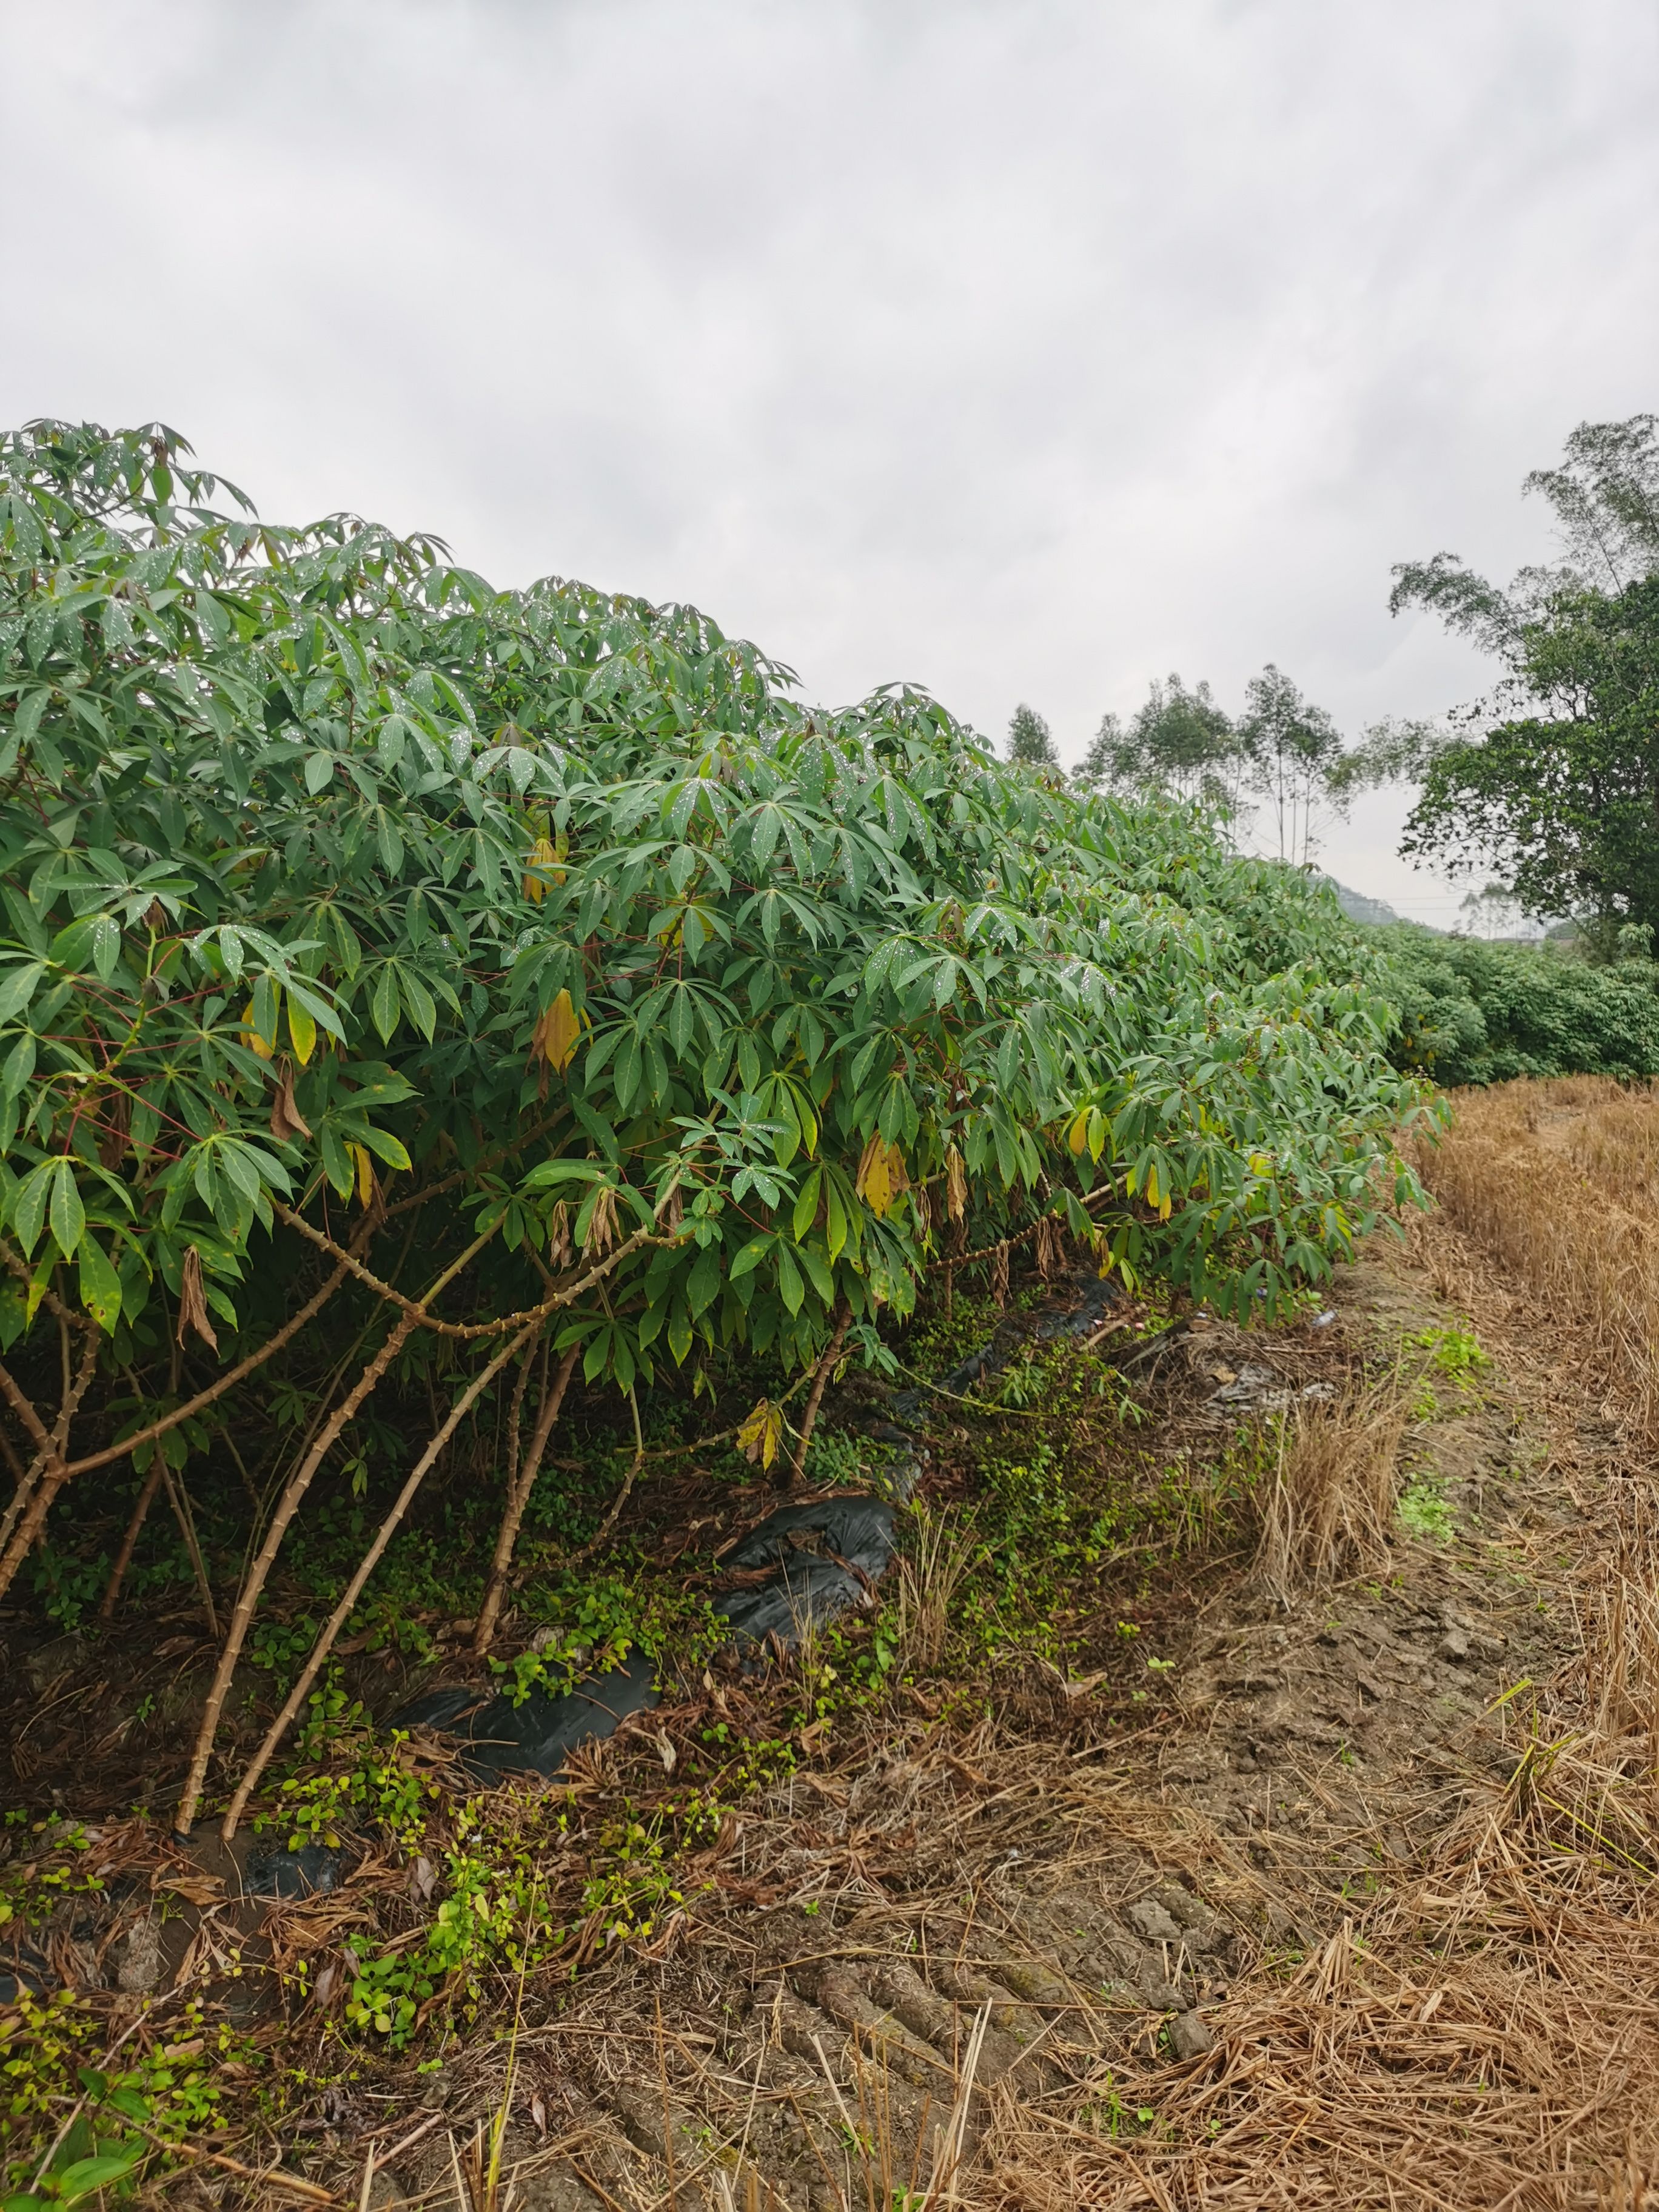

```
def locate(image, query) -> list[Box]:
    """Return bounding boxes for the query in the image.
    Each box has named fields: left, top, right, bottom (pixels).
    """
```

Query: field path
left=330, top=1082, right=1658, bottom=2210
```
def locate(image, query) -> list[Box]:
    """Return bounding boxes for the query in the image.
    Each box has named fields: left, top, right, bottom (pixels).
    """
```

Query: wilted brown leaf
left=585, top=1182, right=619, bottom=1256
left=945, top=1142, right=968, bottom=1223
left=548, top=1199, right=573, bottom=1270
left=176, top=1245, right=220, bottom=1352
left=268, top=1057, right=312, bottom=1144
left=158, top=1872, right=225, bottom=1906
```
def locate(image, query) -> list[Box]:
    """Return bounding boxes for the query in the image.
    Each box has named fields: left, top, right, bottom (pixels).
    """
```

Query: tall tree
left=1522, top=413, right=1659, bottom=591
left=1237, top=665, right=1345, bottom=866
left=1006, top=701, right=1060, bottom=769
left=1456, top=882, right=1527, bottom=940
left=1394, top=415, right=1659, bottom=939
left=1078, top=674, right=1238, bottom=809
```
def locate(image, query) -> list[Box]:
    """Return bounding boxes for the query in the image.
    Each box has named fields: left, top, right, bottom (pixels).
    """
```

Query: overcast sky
left=5, top=0, right=1656, bottom=922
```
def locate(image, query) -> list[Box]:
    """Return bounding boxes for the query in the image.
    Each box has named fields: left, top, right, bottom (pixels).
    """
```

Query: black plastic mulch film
left=244, top=1266, right=1122, bottom=1896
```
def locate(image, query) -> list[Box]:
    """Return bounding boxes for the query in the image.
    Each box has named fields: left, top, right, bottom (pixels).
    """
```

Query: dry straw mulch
left=987, top=1081, right=1659, bottom=2208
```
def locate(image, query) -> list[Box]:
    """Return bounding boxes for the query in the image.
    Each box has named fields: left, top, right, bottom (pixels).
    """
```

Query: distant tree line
left=1380, top=926, right=1659, bottom=1087
left=1004, top=412, right=1659, bottom=951
left=1004, top=664, right=1356, bottom=869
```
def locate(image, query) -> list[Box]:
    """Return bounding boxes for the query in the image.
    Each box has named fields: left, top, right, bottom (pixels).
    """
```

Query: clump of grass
left=1406, top=1324, right=1490, bottom=1387
left=894, top=1503, right=980, bottom=1675
left=1252, top=1379, right=1407, bottom=1605
left=1397, top=1472, right=1456, bottom=1544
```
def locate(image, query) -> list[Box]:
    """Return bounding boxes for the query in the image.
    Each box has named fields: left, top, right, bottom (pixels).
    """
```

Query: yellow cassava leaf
left=856, top=1134, right=909, bottom=1219
left=241, top=999, right=275, bottom=1061
left=287, top=994, right=318, bottom=1065
left=1067, top=1110, right=1091, bottom=1157
left=523, top=834, right=559, bottom=905
left=346, top=1141, right=375, bottom=1208
left=535, top=988, right=583, bottom=1074
left=736, top=1398, right=786, bottom=1472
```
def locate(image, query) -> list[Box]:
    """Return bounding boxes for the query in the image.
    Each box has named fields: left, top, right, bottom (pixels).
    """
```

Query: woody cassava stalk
left=0, top=418, right=1432, bottom=1805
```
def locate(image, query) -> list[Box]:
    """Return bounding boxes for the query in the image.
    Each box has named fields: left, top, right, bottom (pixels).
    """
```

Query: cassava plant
left=0, top=420, right=1429, bottom=1831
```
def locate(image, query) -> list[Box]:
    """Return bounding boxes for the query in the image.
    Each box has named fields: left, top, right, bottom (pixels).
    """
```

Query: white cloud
left=3, top=0, right=1654, bottom=913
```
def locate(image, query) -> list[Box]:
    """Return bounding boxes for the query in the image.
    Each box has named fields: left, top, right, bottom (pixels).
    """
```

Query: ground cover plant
left=0, top=417, right=1430, bottom=1848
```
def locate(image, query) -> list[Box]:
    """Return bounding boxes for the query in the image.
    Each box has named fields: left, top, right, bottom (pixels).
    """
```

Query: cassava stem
left=0, top=1358, right=52, bottom=1460
left=55, top=1252, right=358, bottom=1483
left=1, top=1245, right=361, bottom=1596
left=160, top=1458, right=219, bottom=1638
left=273, top=1204, right=675, bottom=1340
left=221, top=1317, right=544, bottom=1838
left=177, top=1219, right=668, bottom=1835
left=173, top=1310, right=421, bottom=1838
left=560, top=1386, right=646, bottom=1569
left=0, top=1333, right=102, bottom=1604
left=784, top=1297, right=852, bottom=1490
left=474, top=1341, right=581, bottom=1655
left=173, top=1232, right=500, bottom=1832
left=99, top=1459, right=166, bottom=1621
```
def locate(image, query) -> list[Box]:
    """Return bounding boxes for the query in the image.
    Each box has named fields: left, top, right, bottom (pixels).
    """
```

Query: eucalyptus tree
left=1236, top=665, right=1346, bottom=866
left=1079, top=674, right=1241, bottom=813
left=1006, top=702, right=1061, bottom=769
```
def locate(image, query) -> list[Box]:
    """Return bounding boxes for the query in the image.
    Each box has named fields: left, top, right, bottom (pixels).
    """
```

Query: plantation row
left=1377, top=924, right=1659, bottom=1088
left=0, top=420, right=1430, bottom=1830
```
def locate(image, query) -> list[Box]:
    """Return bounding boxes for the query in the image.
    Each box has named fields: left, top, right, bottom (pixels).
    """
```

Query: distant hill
left=1318, top=876, right=1406, bottom=928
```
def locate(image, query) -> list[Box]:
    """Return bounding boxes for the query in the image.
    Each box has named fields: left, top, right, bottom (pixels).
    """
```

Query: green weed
left=1, top=1991, right=258, bottom=2204
left=0, top=1827, right=105, bottom=1936
left=255, top=1738, right=438, bottom=1856
left=490, top=1575, right=723, bottom=1708
left=1079, top=2073, right=1157, bottom=2138
left=1408, top=1326, right=1490, bottom=1387
left=1398, top=1475, right=1456, bottom=1543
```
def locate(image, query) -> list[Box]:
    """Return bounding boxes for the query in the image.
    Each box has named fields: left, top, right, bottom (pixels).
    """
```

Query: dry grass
left=1566, top=1085, right=1659, bottom=1208
left=962, top=1080, right=1659, bottom=2212
left=984, top=1868, right=1659, bottom=2208
left=1250, top=1379, right=1407, bottom=1607
left=893, top=1501, right=982, bottom=1676
left=1580, top=1504, right=1659, bottom=1852
left=1412, top=1077, right=1659, bottom=1447
left=979, top=1493, right=1659, bottom=2208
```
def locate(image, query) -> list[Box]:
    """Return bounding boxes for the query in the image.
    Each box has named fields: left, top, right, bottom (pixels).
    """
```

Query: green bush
left=0, top=420, right=1434, bottom=1832
left=1376, top=923, right=1659, bottom=1086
